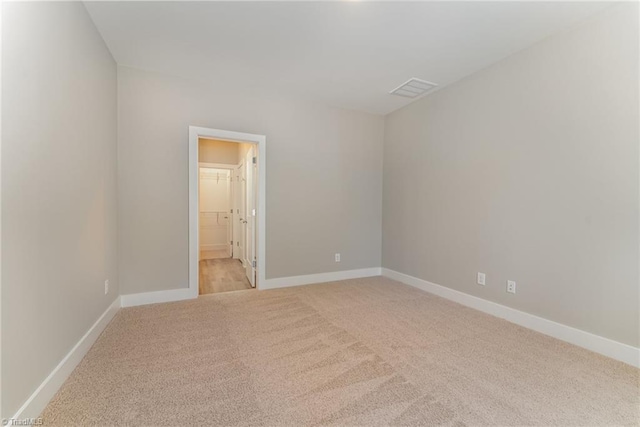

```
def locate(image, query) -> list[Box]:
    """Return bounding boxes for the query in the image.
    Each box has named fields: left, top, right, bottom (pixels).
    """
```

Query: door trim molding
left=189, top=126, right=266, bottom=294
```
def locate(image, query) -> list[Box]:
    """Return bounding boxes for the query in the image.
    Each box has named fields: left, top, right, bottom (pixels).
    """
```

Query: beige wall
left=382, top=4, right=639, bottom=347
left=199, top=138, right=240, bottom=165
left=118, top=66, right=384, bottom=294
left=1, top=2, right=118, bottom=416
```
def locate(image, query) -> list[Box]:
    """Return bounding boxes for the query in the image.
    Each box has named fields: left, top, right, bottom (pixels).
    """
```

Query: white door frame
left=243, top=146, right=256, bottom=287
left=189, top=126, right=266, bottom=294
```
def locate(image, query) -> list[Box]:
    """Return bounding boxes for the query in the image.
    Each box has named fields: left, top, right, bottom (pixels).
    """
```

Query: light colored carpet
left=41, top=277, right=639, bottom=426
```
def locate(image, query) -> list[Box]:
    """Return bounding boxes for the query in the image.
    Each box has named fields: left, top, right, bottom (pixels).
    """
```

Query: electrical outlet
left=506, top=280, right=516, bottom=294
left=104, top=280, right=109, bottom=295
left=335, top=253, right=341, bottom=262
left=477, top=272, right=486, bottom=286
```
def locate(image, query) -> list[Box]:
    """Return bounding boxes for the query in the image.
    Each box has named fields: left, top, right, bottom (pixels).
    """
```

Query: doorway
left=189, top=126, right=266, bottom=297
left=198, top=143, right=256, bottom=294
left=198, top=163, right=248, bottom=294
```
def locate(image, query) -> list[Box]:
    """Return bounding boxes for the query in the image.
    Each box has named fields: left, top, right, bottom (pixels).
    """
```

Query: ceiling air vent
left=389, top=78, right=438, bottom=98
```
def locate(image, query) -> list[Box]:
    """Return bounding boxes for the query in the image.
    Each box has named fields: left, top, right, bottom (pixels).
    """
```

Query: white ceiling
left=85, top=1, right=612, bottom=115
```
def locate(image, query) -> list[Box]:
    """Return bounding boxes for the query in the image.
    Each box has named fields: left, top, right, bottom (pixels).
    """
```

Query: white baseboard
left=12, top=296, right=121, bottom=420
left=199, top=244, right=227, bottom=251
left=120, top=268, right=382, bottom=308
left=261, top=267, right=382, bottom=290
left=382, top=268, right=640, bottom=368
left=120, top=287, right=196, bottom=308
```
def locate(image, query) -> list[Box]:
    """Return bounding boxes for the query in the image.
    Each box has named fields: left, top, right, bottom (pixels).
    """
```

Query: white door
left=244, top=147, right=256, bottom=287
left=233, top=162, right=244, bottom=260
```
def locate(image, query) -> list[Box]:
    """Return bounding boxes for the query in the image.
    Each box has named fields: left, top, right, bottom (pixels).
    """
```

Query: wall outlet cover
left=477, top=272, right=486, bottom=286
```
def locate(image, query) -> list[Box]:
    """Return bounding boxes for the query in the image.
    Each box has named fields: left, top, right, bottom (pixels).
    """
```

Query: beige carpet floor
left=41, top=277, right=639, bottom=426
